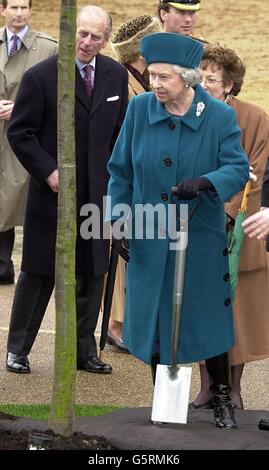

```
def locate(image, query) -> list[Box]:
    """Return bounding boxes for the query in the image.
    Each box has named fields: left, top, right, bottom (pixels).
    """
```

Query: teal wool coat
left=107, top=85, right=249, bottom=365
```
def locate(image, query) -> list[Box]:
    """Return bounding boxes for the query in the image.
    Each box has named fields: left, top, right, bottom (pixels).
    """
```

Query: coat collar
left=0, top=26, right=37, bottom=51
left=148, top=84, right=212, bottom=130
left=0, top=27, right=7, bottom=44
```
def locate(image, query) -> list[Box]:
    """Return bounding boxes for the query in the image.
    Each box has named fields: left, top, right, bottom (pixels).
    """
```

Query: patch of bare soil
left=0, top=412, right=116, bottom=450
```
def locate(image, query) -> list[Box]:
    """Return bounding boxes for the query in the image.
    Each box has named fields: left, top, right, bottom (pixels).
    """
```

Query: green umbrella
left=227, top=180, right=252, bottom=299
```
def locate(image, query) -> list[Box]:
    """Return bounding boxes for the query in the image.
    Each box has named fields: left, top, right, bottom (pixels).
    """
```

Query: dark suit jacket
left=261, top=158, right=269, bottom=251
left=7, top=54, right=128, bottom=275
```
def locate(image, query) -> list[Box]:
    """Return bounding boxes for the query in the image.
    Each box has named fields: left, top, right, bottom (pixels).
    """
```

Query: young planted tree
left=49, top=0, right=77, bottom=436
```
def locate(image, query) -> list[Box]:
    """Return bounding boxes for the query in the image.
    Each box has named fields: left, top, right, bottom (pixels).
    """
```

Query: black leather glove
left=172, top=177, right=214, bottom=200
left=111, top=221, right=130, bottom=263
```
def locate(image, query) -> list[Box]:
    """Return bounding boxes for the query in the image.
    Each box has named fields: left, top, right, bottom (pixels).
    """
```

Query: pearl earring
left=185, top=84, right=189, bottom=88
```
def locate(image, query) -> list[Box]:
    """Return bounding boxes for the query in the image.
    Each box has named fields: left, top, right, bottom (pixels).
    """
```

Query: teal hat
left=140, top=32, right=203, bottom=68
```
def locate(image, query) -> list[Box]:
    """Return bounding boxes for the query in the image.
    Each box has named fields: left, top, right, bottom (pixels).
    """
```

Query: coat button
left=161, top=192, right=169, bottom=201
left=223, top=273, right=230, bottom=281
left=164, top=157, right=172, bottom=166
left=224, top=298, right=231, bottom=306
left=223, top=248, right=229, bottom=256
left=168, top=120, right=175, bottom=130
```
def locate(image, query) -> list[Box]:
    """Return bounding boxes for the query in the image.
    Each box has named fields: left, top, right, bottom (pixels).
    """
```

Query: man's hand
left=0, top=100, right=14, bottom=120
left=242, top=208, right=269, bottom=240
left=46, top=169, right=58, bottom=193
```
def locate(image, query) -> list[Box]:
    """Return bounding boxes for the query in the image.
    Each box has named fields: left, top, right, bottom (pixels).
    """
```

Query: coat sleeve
left=7, top=68, right=57, bottom=183
left=225, top=104, right=269, bottom=219
left=203, top=106, right=249, bottom=203
left=261, top=158, right=269, bottom=207
left=106, top=97, right=135, bottom=222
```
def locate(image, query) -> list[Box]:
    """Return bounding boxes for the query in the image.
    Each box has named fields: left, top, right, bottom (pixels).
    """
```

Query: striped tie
left=9, top=35, right=18, bottom=57
left=83, top=64, right=93, bottom=97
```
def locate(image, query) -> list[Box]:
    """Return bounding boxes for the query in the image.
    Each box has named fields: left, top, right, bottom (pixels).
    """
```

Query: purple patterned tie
left=83, top=64, right=93, bottom=97
left=9, top=35, right=18, bottom=57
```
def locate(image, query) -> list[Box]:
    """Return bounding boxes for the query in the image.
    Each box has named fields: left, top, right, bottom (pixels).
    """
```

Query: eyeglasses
left=199, top=76, right=223, bottom=86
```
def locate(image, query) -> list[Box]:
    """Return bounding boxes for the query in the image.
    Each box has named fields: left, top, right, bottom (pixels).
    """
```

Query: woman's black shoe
left=212, top=384, right=237, bottom=429
left=106, top=331, right=129, bottom=353
left=189, top=398, right=214, bottom=409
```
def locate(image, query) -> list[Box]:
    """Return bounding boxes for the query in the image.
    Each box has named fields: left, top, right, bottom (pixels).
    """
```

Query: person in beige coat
left=0, top=0, right=58, bottom=284
left=191, top=44, right=269, bottom=409
left=106, top=15, right=161, bottom=350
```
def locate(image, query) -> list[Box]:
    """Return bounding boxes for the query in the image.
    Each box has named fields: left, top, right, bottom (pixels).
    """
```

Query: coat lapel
left=181, top=84, right=212, bottom=130
left=0, top=27, right=8, bottom=69
left=75, top=65, right=90, bottom=112
left=90, top=54, right=110, bottom=117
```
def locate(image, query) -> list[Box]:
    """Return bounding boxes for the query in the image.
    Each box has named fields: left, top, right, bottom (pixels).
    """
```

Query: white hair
left=172, top=64, right=200, bottom=87
left=77, top=5, right=112, bottom=37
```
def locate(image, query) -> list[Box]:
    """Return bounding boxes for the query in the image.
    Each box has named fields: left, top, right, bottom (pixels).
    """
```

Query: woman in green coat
left=107, top=33, right=249, bottom=428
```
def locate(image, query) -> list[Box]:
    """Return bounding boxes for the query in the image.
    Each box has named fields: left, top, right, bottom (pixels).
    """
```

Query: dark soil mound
left=0, top=412, right=117, bottom=450
left=0, top=428, right=117, bottom=450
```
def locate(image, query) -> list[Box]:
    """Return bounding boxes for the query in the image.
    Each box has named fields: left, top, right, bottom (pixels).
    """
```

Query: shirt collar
left=75, top=56, right=96, bottom=75
left=6, top=25, right=28, bottom=42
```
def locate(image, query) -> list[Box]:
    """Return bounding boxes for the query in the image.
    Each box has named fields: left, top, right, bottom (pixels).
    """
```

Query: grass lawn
left=0, top=403, right=120, bottom=420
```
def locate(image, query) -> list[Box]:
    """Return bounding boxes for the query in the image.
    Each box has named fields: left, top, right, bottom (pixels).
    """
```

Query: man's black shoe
left=6, top=352, right=30, bottom=374
left=258, top=418, right=269, bottom=430
left=0, top=275, right=14, bottom=285
left=77, top=356, right=112, bottom=374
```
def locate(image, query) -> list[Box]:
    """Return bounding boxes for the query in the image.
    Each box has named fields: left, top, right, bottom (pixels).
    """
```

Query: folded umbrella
left=99, top=246, right=119, bottom=361
left=227, top=175, right=256, bottom=299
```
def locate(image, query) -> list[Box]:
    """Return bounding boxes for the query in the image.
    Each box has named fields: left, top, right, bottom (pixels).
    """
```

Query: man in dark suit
left=5, top=5, right=128, bottom=374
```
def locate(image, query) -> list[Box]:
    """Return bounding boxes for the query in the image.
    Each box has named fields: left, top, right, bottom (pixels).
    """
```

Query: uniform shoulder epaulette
left=35, top=31, right=58, bottom=43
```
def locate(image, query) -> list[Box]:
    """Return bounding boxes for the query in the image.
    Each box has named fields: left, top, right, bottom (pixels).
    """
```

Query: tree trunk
left=48, top=0, right=77, bottom=436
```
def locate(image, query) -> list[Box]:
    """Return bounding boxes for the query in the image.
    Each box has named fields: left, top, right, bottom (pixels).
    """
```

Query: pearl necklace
left=165, top=88, right=194, bottom=116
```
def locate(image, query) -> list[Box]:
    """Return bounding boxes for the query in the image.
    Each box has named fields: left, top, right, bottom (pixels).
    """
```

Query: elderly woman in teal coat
left=107, top=33, right=249, bottom=429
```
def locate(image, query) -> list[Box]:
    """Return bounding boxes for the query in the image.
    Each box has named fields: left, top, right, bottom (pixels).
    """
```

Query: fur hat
left=141, top=32, right=203, bottom=68
left=111, top=16, right=161, bottom=63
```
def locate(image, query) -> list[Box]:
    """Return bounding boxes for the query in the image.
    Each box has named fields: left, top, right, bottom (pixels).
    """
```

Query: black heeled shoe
left=106, top=331, right=129, bottom=353
left=212, top=384, right=237, bottom=429
left=205, top=353, right=237, bottom=429
left=189, top=398, right=214, bottom=409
